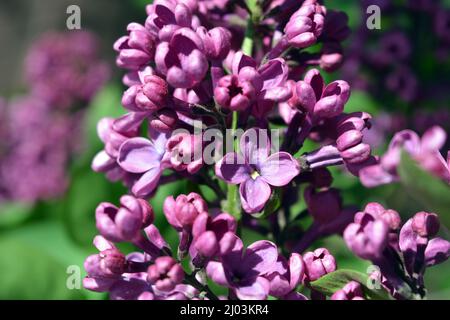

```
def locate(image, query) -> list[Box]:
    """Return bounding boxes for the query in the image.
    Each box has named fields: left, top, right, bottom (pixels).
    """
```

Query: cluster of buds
left=84, top=0, right=450, bottom=300
left=344, top=203, right=450, bottom=299
left=359, top=126, right=450, bottom=187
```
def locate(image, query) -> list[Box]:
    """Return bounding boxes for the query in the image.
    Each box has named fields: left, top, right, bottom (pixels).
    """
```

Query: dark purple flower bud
left=96, top=196, right=154, bottom=242
left=331, top=281, right=364, bottom=300
left=122, top=75, right=169, bottom=112
left=311, top=168, right=333, bottom=188
left=114, top=23, right=155, bottom=70
left=214, top=74, right=256, bottom=111
left=322, top=11, right=350, bottom=42
left=147, top=256, right=184, bottom=292
left=344, top=212, right=389, bottom=260
left=196, top=26, right=231, bottom=60
left=149, top=108, right=179, bottom=133
left=163, top=192, right=208, bottom=230
left=284, top=0, right=325, bottom=48
left=411, top=212, right=440, bottom=238
left=303, top=248, right=337, bottom=281
left=166, top=132, right=203, bottom=173
left=304, top=186, right=342, bottom=225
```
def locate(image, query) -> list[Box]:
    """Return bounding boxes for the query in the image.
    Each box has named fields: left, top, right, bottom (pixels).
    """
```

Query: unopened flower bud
left=412, top=211, right=440, bottom=238
left=331, top=281, right=364, bottom=300
left=214, top=75, right=255, bottom=111
left=163, top=192, right=208, bottom=230
left=147, top=257, right=184, bottom=292
left=196, top=26, right=231, bottom=60
left=166, top=133, right=203, bottom=173
left=303, top=248, right=337, bottom=281
left=96, top=195, right=154, bottom=242
left=122, top=75, right=168, bottom=112
left=150, top=108, right=178, bottom=133
left=304, top=186, right=342, bottom=225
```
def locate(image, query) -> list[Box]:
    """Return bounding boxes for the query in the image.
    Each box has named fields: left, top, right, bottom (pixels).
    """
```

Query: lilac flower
left=264, top=253, right=304, bottom=298
left=114, top=23, right=156, bottom=70
left=163, top=192, right=208, bottom=231
left=267, top=0, right=325, bottom=59
left=215, top=128, right=300, bottom=214
left=166, top=132, right=204, bottom=174
left=224, top=52, right=291, bottom=118
left=303, top=248, right=337, bottom=281
left=122, top=74, right=169, bottom=112
left=95, top=195, right=154, bottom=242
left=147, top=256, right=185, bottom=292
left=206, top=235, right=278, bottom=300
left=399, top=212, right=450, bottom=276
left=344, top=211, right=389, bottom=261
left=331, top=281, right=364, bottom=300
left=214, top=74, right=256, bottom=111
left=92, top=117, right=138, bottom=182
left=335, top=112, right=372, bottom=166
left=284, top=0, right=325, bottom=48
left=145, top=0, right=197, bottom=40
left=117, top=129, right=171, bottom=197
left=196, top=26, right=231, bottom=61
left=296, top=68, right=351, bottom=119
left=360, top=126, right=450, bottom=187
left=191, top=212, right=237, bottom=261
left=84, top=236, right=127, bottom=291
left=155, top=28, right=208, bottom=88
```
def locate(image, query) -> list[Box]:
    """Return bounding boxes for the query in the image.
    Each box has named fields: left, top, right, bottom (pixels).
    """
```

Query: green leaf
left=310, top=269, right=392, bottom=300
left=0, top=202, right=33, bottom=228
left=0, top=222, right=103, bottom=300
left=398, top=152, right=450, bottom=226
left=62, top=170, right=127, bottom=247
left=344, top=90, right=379, bottom=115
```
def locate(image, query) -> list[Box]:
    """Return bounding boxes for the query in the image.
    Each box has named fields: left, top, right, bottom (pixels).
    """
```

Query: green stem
left=184, top=272, right=219, bottom=300
left=225, top=7, right=259, bottom=221
left=242, top=19, right=255, bottom=56
left=227, top=111, right=241, bottom=221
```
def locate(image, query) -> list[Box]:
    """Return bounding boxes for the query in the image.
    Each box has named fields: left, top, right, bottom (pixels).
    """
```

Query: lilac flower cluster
left=344, top=203, right=450, bottom=299
left=340, top=1, right=450, bottom=143
left=360, top=126, right=450, bottom=187
left=84, top=0, right=450, bottom=300
left=0, top=31, right=108, bottom=202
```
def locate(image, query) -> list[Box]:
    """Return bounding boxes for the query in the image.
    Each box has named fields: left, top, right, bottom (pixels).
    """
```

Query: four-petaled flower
left=216, top=128, right=300, bottom=214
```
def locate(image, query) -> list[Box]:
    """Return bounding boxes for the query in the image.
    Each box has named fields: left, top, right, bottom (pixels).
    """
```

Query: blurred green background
left=0, top=0, right=449, bottom=300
